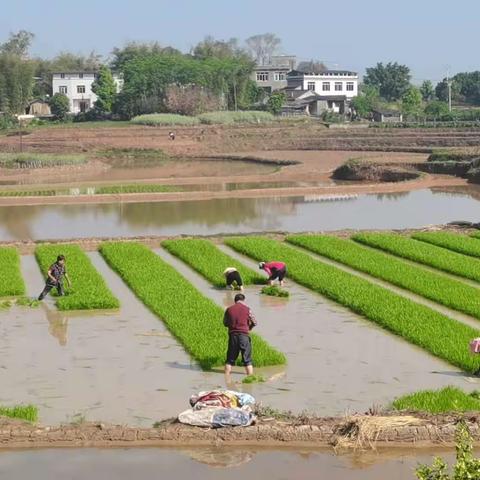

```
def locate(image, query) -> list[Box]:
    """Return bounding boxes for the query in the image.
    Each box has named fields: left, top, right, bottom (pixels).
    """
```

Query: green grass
left=0, top=152, right=87, bottom=169
left=392, top=386, right=480, bottom=413
left=162, top=238, right=264, bottom=288
left=287, top=234, right=480, bottom=320
left=98, top=148, right=171, bottom=160
left=35, top=245, right=119, bottom=310
left=100, top=242, right=285, bottom=370
left=0, top=404, right=38, bottom=422
left=0, top=247, right=25, bottom=296
left=198, top=111, right=275, bottom=125
left=225, top=236, right=480, bottom=373
left=413, top=231, right=480, bottom=259
left=131, top=114, right=200, bottom=126
left=261, top=286, right=289, bottom=298
left=353, top=232, right=480, bottom=284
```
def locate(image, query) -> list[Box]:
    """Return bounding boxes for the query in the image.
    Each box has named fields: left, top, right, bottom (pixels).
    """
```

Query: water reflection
left=44, top=305, right=69, bottom=347
left=183, top=448, right=255, bottom=468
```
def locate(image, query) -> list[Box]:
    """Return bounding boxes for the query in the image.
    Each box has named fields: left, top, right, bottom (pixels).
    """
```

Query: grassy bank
left=162, top=239, right=263, bottom=288
left=287, top=234, right=480, bottom=320
left=0, top=247, right=25, bottom=296
left=100, top=242, right=285, bottom=369
left=35, top=245, right=119, bottom=310
left=0, top=152, right=87, bottom=169
left=225, top=236, right=480, bottom=373
left=131, top=114, right=200, bottom=126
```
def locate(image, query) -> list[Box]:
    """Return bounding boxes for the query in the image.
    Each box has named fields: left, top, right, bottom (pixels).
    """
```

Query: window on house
left=346, top=82, right=355, bottom=91
left=307, top=82, right=316, bottom=91
left=77, top=85, right=86, bottom=94
left=322, top=82, right=330, bottom=91
left=335, top=82, right=343, bottom=91
left=60, top=73, right=65, bottom=79
left=59, top=86, right=68, bottom=94
left=274, top=72, right=285, bottom=81
left=256, top=72, right=269, bottom=82
left=79, top=73, right=84, bottom=79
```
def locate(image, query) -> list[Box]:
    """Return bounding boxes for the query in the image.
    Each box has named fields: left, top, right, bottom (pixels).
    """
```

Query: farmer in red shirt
left=259, top=261, right=287, bottom=287
left=223, top=293, right=257, bottom=376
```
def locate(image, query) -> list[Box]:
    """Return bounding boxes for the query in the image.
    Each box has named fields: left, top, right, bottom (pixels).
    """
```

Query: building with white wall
left=52, top=72, right=123, bottom=114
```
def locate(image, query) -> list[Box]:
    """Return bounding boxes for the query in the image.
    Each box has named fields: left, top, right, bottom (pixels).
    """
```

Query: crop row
left=162, top=239, right=264, bottom=288
left=224, top=236, right=480, bottom=373
left=35, top=245, right=119, bottom=310
left=287, top=234, right=480, bottom=320
left=100, top=242, right=285, bottom=370
left=0, top=247, right=25, bottom=297
left=352, top=232, right=480, bottom=283
left=413, top=231, right=480, bottom=258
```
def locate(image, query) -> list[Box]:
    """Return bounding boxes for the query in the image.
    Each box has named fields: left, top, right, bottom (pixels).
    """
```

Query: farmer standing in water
left=223, top=267, right=244, bottom=291
left=259, top=261, right=287, bottom=287
left=38, top=255, right=71, bottom=301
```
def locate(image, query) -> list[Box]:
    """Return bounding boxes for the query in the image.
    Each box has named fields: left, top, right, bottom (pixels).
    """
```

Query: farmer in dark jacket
left=38, top=255, right=71, bottom=301
left=223, top=293, right=256, bottom=376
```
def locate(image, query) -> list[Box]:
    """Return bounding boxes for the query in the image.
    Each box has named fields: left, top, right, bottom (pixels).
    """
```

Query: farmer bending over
left=223, top=267, right=244, bottom=292
left=38, top=255, right=71, bottom=301
left=259, top=261, right=287, bottom=287
left=223, top=293, right=256, bottom=376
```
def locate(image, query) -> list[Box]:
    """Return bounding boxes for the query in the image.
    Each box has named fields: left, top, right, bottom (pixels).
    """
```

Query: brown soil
left=1, top=412, right=479, bottom=450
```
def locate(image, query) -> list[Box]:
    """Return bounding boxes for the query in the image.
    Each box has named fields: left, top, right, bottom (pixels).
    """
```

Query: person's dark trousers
left=38, top=280, right=64, bottom=300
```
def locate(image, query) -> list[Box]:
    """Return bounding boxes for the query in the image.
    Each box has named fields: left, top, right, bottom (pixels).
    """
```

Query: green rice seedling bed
left=162, top=239, right=264, bottom=288
left=413, top=231, right=480, bottom=258
left=261, top=286, right=289, bottom=298
left=0, top=152, right=86, bottom=169
left=225, top=236, right=480, bottom=373
left=287, top=235, right=480, bottom=320
left=392, top=386, right=480, bottom=413
left=100, top=242, right=285, bottom=370
left=35, top=245, right=119, bottom=310
left=0, top=404, right=38, bottom=422
left=0, top=247, right=25, bottom=296
left=353, top=232, right=480, bottom=283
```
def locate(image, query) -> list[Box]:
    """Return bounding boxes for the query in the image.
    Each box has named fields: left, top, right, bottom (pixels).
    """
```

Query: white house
left=52, top=72, right=123, bottom=114
left=284, top=69, right=358, bottom=114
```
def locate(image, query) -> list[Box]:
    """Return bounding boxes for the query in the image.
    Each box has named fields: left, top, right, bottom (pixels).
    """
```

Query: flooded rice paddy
left=0, top=446, right=459, bottom=479
left=0, top=186, right=479, bottom=240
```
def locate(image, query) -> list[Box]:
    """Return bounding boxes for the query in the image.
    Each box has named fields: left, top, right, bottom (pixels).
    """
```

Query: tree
left=0, top=30, right=34, bottom=58
left=165, top=85, right=222, bottom=116
left=193, top=36, right=247, bottom=60
left=401, top=86, right=423, bottom=117
left=363, top=62, right=411, bottom=101
left=49, top=93, right=70, bottom=119
left=350, top=84, right=380, bottom=118
left=420, top=80, right=435, bottom=102
left=91, top=66, right=117, bottom=114
left=245, top=33, right=281, bottom=65
left=111, top=41, right=179, bottom=71
left=424, top=100, right=449, bottom=118
left=297, top=60, right=327, bottom=73
left=267, top=91, right=286, bottom=114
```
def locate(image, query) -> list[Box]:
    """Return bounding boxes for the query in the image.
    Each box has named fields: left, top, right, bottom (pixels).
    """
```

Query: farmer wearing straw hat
left=223, top=267, right=244, bottom=291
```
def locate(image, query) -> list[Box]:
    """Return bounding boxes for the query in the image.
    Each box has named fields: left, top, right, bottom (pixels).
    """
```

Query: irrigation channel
left=1, top=236, right=479, bottom=426
left=0, top=186, right=479, bottom=240
left=0, top=446, right=462, bottom=479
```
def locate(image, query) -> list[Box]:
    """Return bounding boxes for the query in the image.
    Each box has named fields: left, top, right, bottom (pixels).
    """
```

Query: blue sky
left=1, top=0, right=477, bottom=82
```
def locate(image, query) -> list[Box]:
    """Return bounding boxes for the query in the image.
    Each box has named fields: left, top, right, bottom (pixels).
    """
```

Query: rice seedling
left=242, top=374, right=266, bottom=384
left=225, top=236, right=480, bottom=373
left=353, top=232, right=480, bottom=283
left=15, top=297, right=41, bottom=308
left=35, top=245, right=119, bottom=310
left=260, top=286, right=289, bottom=298
left=131, top=114, right=200, bottom=126
left=197, top=111, right=275, bottom=125
left=413, top=231, right=480, bottom=259
left=0, top=152, right=86, bottom=169
left=100, top=242, right=285, bottom=370
left=392, top=386, right=480, bottom=413
left=162, top=238, right=263, bottom=288
left=287, top=234, right=480, bottom=320
left=0, top=404, right=38, bottom=422
left=95, top=184, right=181, bottom=195
left=0, top=247, right=25, bottom=296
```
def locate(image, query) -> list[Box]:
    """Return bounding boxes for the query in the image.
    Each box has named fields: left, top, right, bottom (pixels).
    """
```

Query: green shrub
left=0, top=404, right=38, bottom=422
left=225, top=236, right=480, bottom=373
left=197, top=111, right=275, bottom=125
left=353, top=232, right=480, bottom=283
left=35, top=245, right=119, bottom=310
left=162, top=239, right=263, bottom=287
left=288, top=234, right=480, bottom=320
left=0, top=247, right=25, bottom=296
left=100, top=242, right=285, bottom=370
left=413, top=232, right=480, bottom=258
left=131, top=114, right=200, bottom=126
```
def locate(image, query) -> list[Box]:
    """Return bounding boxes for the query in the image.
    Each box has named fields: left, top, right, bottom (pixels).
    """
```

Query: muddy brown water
left=0, top=446, right=459, bottom=479
left=0, top=187, right=479, bottom=241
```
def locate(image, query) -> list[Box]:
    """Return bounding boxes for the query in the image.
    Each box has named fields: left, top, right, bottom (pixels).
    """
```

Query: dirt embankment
left=1, top=412, right=480, bottom=450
